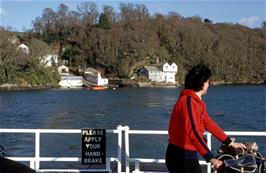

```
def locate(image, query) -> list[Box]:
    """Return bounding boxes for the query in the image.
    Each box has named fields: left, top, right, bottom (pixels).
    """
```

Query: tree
left=102, top=5, right=116, bottom=24
left=42, top=8, right=57, bottom=32
left=27, top=2, right=266, bottom=84
left=57, top=3, right=69, bottom=17
left=204, top=18, right=212, bottom=24
left=119, top=3, right=135, bottom=24
left=167, top=11, right=184, bottom=21
left=262, top=21, right=266, bottom=28
left=99, top=13, right=111, bottom=29
left=135, top=4, right=149, bottom=21
left=77, top=2, right=99, bottom=26
left=0, top=29, right=19, bottom=84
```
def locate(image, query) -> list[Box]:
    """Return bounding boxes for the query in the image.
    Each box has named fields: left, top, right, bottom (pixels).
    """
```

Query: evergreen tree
left=99, top=13, right=111, bottom=29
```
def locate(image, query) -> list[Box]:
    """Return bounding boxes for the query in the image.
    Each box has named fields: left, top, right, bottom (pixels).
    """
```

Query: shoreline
left=0, top=83, right=59, bottom=91
left=0, top=80, right=265, bottom=91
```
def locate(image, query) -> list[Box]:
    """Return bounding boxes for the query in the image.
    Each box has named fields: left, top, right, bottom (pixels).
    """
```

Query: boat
left=83, top=85, right=108, bottom=91
left=90, top=86, right=108, bottom=90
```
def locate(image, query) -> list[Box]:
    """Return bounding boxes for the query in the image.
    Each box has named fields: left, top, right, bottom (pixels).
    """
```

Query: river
left=0, top=85, right=265, bottom=169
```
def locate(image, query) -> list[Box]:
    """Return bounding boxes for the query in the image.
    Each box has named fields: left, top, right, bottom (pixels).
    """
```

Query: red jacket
left=168, top=89, right=231, bottom=161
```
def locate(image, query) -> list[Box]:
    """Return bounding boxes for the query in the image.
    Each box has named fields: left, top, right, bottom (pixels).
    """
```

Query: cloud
left=239, top=16, right=260, bottom=28
left=0, top=8, right=6, bottom=17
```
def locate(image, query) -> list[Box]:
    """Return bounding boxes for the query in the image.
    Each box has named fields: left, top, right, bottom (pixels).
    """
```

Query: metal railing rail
left=1, top=126, right=265, bottom=173
left=123, top=126, right=266, bottom=173
left=0, top=126, right=125, bottom=173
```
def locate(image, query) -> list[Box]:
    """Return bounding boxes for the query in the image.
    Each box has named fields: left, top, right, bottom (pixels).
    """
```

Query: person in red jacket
left=165, top=64, right=245, bottom=173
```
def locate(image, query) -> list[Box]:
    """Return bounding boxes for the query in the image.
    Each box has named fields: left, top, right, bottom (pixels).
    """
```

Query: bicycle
left=215, top=142, right=266, bottom=173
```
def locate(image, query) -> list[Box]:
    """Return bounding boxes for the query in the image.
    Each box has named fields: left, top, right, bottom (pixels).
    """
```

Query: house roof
left=143, top=66, right=160, bottom=71
left=85, top=67, right=100, bottom=74
left=17, top=44, right=29, bottom=54
left=85, top=67, right=99, bottom=72
left=152, top=62, right=165, bottom=67
left=58, top=65, right=69, bottom=69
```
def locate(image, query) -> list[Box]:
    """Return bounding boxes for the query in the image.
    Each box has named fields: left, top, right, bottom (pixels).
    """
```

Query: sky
left=0, top=0, right=265, bottom=32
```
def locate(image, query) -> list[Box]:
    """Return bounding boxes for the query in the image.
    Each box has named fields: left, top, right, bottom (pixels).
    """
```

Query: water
left=0, top=85, right=265, bottom=168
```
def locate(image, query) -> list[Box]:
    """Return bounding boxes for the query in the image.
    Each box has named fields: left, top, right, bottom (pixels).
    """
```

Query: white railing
left=123, top=126, right=266, bottom=173
left=0, top=126, right=125, bottom=173
left=0, top=126, right=265, bottom=173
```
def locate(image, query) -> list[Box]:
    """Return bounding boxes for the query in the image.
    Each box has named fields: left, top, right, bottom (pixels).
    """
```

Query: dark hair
left=184, top=64, right=212, bottom=91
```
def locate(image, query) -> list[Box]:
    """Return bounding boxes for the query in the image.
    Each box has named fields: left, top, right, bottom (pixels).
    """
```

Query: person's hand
left=230, top=142, right=246, bottom=149
left=229, top=138, right=246, bottom=149
left=210, top=158, right=223, bottom=170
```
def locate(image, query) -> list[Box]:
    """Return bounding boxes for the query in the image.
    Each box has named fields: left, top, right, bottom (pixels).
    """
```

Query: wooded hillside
left=1, top=2, right=266, bottom=85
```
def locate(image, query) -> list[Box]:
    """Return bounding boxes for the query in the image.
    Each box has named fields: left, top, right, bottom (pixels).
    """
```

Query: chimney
left=156, top=57, right=160, bottom=64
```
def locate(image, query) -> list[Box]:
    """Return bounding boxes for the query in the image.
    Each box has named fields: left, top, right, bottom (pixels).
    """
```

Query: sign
left=81, top=129, right=106, bottom=165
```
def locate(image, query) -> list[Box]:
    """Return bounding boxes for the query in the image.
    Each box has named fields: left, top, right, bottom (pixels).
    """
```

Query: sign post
left=81, top=129, right=106, bottom=165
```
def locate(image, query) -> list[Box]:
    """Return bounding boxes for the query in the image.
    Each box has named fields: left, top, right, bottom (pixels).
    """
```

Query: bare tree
left=77, top=2, right=99, bottom=26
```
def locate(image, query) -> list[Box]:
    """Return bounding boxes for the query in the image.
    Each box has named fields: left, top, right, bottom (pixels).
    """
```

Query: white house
left=138, top=66, right=165, bottom=82
left=138, top=62, right=178, bottom=84
left=58, top=65, right=69, bottom=75
left=40, top=54, right=58, bottom=67
left=84, top=68, right=108, bottom=86
left=16, top=43, right=58, bottom=67
left=163, top=63, right=178, bottom=83
left=17, top=44, right=29, bottom=54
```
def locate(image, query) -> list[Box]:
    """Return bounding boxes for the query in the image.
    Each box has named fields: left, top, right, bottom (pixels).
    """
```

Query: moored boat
left=83, top=85, right=108, bottom=91
left=90, top=86, right=108, bottom=90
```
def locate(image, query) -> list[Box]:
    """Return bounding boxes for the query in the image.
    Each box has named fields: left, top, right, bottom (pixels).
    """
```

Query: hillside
left=1, top=2, right=265, bottom=86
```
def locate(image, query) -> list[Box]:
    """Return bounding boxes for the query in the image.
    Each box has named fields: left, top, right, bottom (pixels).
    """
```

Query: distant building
left=138, top=66, right=165, bottom=82
left=58, top=65, right=69, bottom=75
left=57, top=65, right=83, bottom=88
left=40, top=53, right=58, bottom=67
left=163, top=62, right=178, bottom=83
left=17, top=43, right=58, bottom=67
left=138, top=62, right=177, bottom=84
left=84, top=67, right=108, bottom=86
left=58, top=75, right=83, bottom=88
left=17, top=44, right=29, bottom=54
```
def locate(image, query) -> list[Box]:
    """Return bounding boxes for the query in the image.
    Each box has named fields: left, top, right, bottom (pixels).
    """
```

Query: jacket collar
left=179, top=89, right=201, bottom=102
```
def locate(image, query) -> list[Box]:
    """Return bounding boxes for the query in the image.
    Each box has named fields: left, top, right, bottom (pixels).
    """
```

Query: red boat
left=83, top=85, right=108, bottom=91
left=90, top=86, right=108, bottom=90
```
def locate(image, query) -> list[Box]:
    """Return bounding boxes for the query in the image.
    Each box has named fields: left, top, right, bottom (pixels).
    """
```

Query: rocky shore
left=0, top=83, right=58, bottom=91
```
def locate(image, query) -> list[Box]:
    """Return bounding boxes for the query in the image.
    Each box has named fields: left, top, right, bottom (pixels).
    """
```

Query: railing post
left=117, top=125, right=123, bottom=173
left=106, top=158, right=111, bottom=172
left=35, top=131, right=40, bottom=170
left=207, top=163, right=212, bottom=173
left=207, top=132, right=212, bottom=150
left=135, top=160, right=140, bottom=172
left=124, top=126, right=130, bottom=173
left=30, top=159, right=35, bottom=169
left=207, top=132, right=212, bottom=173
